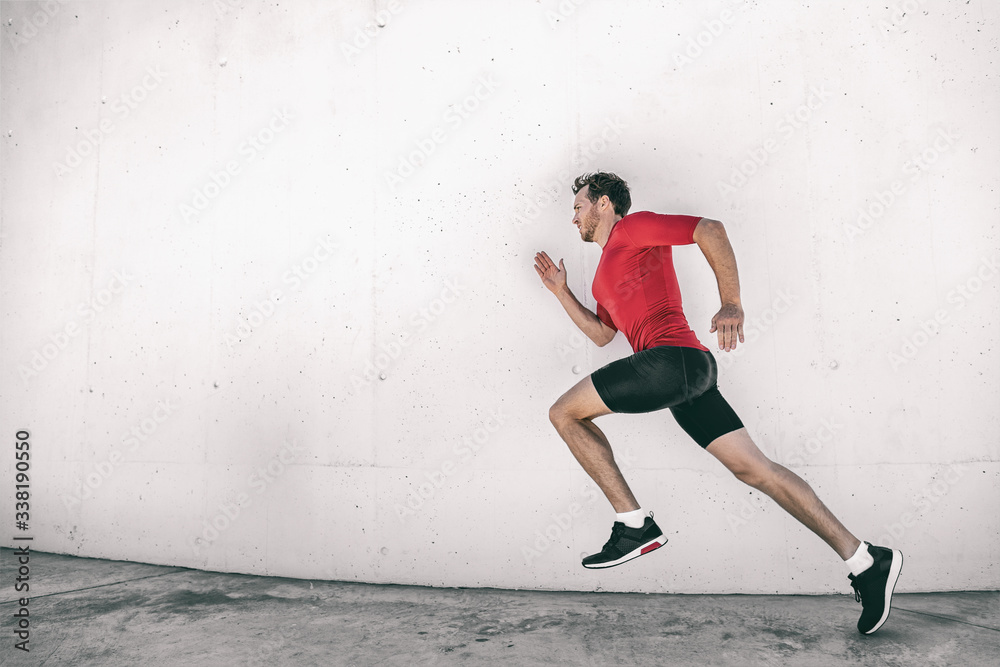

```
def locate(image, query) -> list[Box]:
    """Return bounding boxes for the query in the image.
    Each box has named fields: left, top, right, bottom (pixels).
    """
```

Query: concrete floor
left=1, top=549, right=997, bottom=666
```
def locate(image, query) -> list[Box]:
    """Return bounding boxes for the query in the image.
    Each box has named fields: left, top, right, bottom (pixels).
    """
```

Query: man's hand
left=710, top=302, right=744, bottom=352
left=533, top=251, right=568, bottom=295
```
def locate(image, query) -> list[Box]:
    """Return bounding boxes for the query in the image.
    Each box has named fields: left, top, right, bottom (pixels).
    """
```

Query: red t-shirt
left=592, top=211, right=709, bottom=353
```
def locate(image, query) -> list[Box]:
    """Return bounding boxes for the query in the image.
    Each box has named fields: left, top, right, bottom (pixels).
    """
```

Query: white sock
left=616, top=508, right=646, bottom=529
left=845, top=541, right=874, bottom=576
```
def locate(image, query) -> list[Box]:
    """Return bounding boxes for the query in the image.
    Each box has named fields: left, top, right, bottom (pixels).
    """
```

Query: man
left=533, top=172, right=902, bottom=635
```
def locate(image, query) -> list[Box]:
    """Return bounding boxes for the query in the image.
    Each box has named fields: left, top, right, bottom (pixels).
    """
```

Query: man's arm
left=554, top=287, right=617, bottom=347
left=692, top=218, right=745, bottom=351
left=533, top=250, right=616, bottom=347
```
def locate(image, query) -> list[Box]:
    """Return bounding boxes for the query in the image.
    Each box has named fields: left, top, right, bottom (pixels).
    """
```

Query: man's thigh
left=552, top=375, right=614, bottom=421
left=704, top=427, right=761, bottom=472
left=670, top=385, right=745, bottom=449
left=589, top=347, right=691, bottom=414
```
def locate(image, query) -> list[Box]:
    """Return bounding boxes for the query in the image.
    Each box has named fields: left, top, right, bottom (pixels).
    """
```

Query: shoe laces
left=849, top=575, right=863, bottom=603
left=602, top=522, right=626, bottom=551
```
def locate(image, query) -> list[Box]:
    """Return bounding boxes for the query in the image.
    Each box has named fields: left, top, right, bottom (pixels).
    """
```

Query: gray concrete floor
left=1, top=549, right=997, bottom=666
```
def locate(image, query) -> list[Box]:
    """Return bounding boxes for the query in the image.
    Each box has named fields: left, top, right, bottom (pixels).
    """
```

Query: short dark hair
left=572, top=172, right=631, bottom=217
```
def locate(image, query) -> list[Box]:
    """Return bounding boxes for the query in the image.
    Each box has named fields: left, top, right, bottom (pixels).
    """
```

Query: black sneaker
left=848, top=542, right=904, bottom=635
left=582, top=514, right=667, bottom=569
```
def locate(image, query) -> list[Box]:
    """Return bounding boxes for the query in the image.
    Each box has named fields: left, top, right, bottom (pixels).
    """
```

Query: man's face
left=572, top=187, right=601, bottom=243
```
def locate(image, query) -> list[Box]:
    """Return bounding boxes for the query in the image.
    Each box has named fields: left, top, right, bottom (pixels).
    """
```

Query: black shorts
left=590, top=345, right=744, bottom=448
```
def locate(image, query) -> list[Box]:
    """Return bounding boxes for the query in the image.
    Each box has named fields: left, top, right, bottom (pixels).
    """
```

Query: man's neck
left=597, top=217, right=623, bottom=249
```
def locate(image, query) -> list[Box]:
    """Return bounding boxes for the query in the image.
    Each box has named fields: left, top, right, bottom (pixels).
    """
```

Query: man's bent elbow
left=693, top=217, right=725, bottom=243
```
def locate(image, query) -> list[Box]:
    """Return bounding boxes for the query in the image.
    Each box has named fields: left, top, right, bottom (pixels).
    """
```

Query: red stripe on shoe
left=641, top=541, right=662, bottom=554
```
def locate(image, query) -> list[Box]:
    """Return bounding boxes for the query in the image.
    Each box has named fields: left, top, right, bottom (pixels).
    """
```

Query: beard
left=581, top=208, right=600, bottom=242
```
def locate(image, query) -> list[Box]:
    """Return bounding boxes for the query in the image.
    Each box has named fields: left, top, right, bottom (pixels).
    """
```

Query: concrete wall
left=2, top=0, right=997, bottom=594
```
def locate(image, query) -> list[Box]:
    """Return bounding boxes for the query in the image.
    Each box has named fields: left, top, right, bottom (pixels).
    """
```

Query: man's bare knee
left=549, top=403, right=572, bottom=427
left=729, top=458, right=777, bottom=490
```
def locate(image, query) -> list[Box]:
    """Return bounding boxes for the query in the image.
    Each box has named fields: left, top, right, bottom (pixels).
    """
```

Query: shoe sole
left=582, top=535, right=668, bottom=569
left=864, top=549, right=903, bottom=635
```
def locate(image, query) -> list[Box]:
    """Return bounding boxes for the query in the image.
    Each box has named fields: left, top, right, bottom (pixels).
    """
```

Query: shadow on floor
left=1, top=548, right=997, bottom=666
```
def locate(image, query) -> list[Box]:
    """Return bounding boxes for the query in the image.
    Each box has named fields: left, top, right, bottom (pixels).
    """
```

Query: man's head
left=571, top=172, right=631, bottom=244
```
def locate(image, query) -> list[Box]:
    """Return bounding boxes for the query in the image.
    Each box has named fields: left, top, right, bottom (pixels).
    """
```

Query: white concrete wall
left=2, top=0, right=998, bottom=594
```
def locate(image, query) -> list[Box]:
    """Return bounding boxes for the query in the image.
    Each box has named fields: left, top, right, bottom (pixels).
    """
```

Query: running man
left=533, top=172, right=902, bottom=635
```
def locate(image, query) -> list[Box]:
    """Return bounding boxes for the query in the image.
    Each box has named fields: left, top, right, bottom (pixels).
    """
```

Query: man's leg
left=705, top=426, right=904, bottom=635
left=549, top=374, right=668, bottom=569
left=548, top=375, right=638, bottom=513
left=705, top=427, right=860, bottom=559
